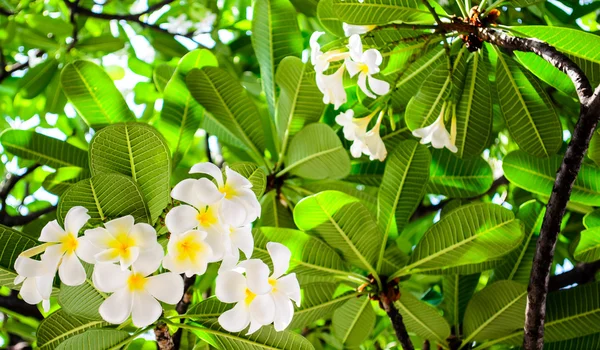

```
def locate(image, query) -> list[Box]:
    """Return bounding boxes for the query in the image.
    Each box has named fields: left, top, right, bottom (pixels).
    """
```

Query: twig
left=0, top=165, right=41, bottom=220
left=154, top=322, right=174, bottom=350
left=2, top=206, right=57, bottom=227
left=380, top=295, right=414, bottom=350
left=548, top=260, right=600, bottom=292
left=172, top=275, right=195, bottom=349
left=421, top=0, right=450, bottom=54
left=0, top=291, right=43, bottom=320
left=66, top=0, right=80, bottom=51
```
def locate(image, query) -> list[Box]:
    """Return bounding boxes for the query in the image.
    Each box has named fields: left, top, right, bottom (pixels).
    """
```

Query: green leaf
left=503, top=151, right=600, bottom=206
left=377, top=140, right=430, bottom=271
left=37, top=310, right=108, bottom=350
left=89, top=123, right=170, bottom=224
left=574, top=226, right=600, bottom=262
left=190, top=320, right=314, bottom=350
left=258, top=190, right=296, bottom=228
left=276, top=57, right=325, bottom=158
left=332, top=297, right=375, bottom=347
left=0, top=224, right=38, bottom=289
left=439, top=274, right=480, bottom=331
left=61, top=60, right=135, bottom=129
left=294, top=191, right=382, bottom=275
left=405, top=63, right=452, bottom=131
left=55, top=329, right=131, bottom=350
left=279, top=124, right=350, bottom=180
left=427, top=148, right=493, bottom=198
left=317, top=0, right=345, bottom=37
left=462, top=281, right=527, bottom=344
left=544, top=334, right=600, bottom=350
left=291, top=285, right=360, bottom=329
left=252, top=0, right=303, bottom=117
left=509, top=0, right=545, bottom=6
left=19, top=58, right=58, bottom=99
left=583, top=209, right=600, bottom=229
left=44, top=70, right=68, bottom=114
left=454, top=51, right=493, bottom=158
left=391, top=203, right=523, bottom=277
left=58, top=262, right=106, bottom=320
left=75, top=35, right=125, bottom=54
left=331, top=0, right=432, bottom=25
left=492, top=200, right=544, bottom=284
left=57, top=173, right=151, bottom=227
left=42, top=167, right=89, bottom=196
left=512, top=26, right=600, bottom=94
left=187, top=67, right=267, bottom=164
left=186, top=297, right=232, bottom=320
left=156, top=49, right=218, bottom=167
left=495, top=49, right=562, bottom=157
left=396, top=288, right=451, bottom=344
left=380, top=244, right=410, bottom=276
left=256, top=227, right=350, bottom=277
left=228, top=162, right=267, bottom=198
left=153, top=64, right=176, bottom=93
left=0, top=129, right=89, bottom=169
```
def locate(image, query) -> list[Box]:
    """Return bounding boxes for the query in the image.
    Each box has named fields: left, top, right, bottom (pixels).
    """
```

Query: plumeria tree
left=2, top=0, right=600, bottom=349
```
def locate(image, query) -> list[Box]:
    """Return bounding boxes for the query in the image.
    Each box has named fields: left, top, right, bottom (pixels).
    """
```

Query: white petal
left=367, top=75, right=390, bottom=96
left=14, top=256, right=46, bottom=278
left=42, top=299, right=50, bottom=312
left=165, top=205, right=199, bottom=235
left=447, top=142, right=458, bottom=153
left=267, top=242, right=291, bottom=279
left=41, top=244, right=64, bottom=271
left=171, top=179, right=203, bottom=207
left=133, top=243, right=164, bottom=276
left=99, top=288, right=133, bottom=324
left=19, top=277, right=42, bottom=305
left=363, top=49, right=383, bottom=72
left=145, top=272, right=184, bottom=304
left=130, top=223, right=157, bottom=248
left=84, top=227, right=113, bottom=248
left=64, top=206, right=90, bottom=236
left=310, top=31, right=325, bottom=65
left=204, top=230, right=226, bottom=262
left=36, top=273, right=55, bottom=300
left=225, top=167, right=252, bottom=189
left=347, top=34, right=363, bottom=62
left=218, top=302, right=250, bottom=333
left=238, top=259, right=272, bottom=295
left=357, top=73, right=376, bottom=99
left=220, top=199, right=250, bottom=227
left=189, top=162, right=224, bottom=187
left=195, top=178, right=225, bottom=205
left=247, top=320, right=263, bottom=335
left=131, top=291, right=163, bottom=328
left=119, top=246, right=140, bottom=270
left=231, top=225, right=253, bottom=259
left=58, top=253, right=86, bottom=286
left=104, top=216, right=134, bottom=235
left=249, top=294, right=275, bottom=326
left=215, top=270, right=246, bottom=303
left=219, top=253, right=240, bottom=272
left=93, top=263, right=129, bottom=293
left=272, top=292, right=294, bottom=331
left=277, top=273, right=301, bottom=307
left=39, top=220, right=65, bottom=243
left=345, top=58, right=361, bottom=78
left=76, top=237, right=101, bottom=264
left=94, top=249, right=120, bottom=264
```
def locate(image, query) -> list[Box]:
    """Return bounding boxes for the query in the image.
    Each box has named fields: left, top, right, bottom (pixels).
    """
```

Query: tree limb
left=154, top=322, right=174, bottom=350
left=549, top=260, right=600, bottom=292
left=379, top=289, right=414, bottom=350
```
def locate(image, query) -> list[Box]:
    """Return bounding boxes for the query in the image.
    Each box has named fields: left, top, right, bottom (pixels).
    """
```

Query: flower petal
left=64, top=206, right=90, bottom=236
left=84, top=227, right=113, bottom=248
left=231, top=225, right=253, bottom=259
left=58, top=253, right=86, bottom=286
left=171, top=179, right=202, bottom=207
left=357, top=73, right=376, bottom=99
left=218, top=302, right=250, bottom=333
left=39, top=220, right=65, bottom=243
left=344, top=58, right=361, bottom=78
left=195, top=178, right=225, bottom=205
left=76, top=237, right=101, bottom=264
left=145, top=272, right=184, bottom=304
left=133, top=243, right=164, bottom=276
left=267, top=242, right=291, bottom=279
left=165, top=205, right=199, bottom=235
left=249, top=293, right=275, bottom=326
left=347, top=34, right=363, bottom=62
left=367, top=75, right=390, bottom=96
left=99, top=288, right=133, bottom=324
left=363, top=49, right=383, bottom=72
left=189, top=162, right=224, bottom=187
left=14, top=256, right=46, bottom=278
left=131, top=291, right=162, bottom=328
left=238, top=259, right=272, bottom=295
left=277, top=273, right=301, bottom=307
left=36, top=273, right=55, bottom=300
left=204, top=230, right=225, bottom=262
left=220, top=198, right=249, bottom=227
left=130, top=223, right=157, bottom=248
left=94, top=249, right=120, bottom=264
left=119, top=246, right=140, bottom=270
left=104, top=216, right=134, bottom=235
left=93, top=262, right=129, bottom=293
left=272, top=292, right=294, bottom=331
left=215, top=270, right=246, bottom=303
left=225, top=167, right=252, bottom=189
left=19, top=277, right=42, bottom=305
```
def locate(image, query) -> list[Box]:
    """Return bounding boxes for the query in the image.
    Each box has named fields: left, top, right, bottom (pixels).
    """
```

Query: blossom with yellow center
left=345, top=34, right=390, bottom=99
left=82, top=215, right=164, bottom=270
left=163, top=230, right=214, bottom=277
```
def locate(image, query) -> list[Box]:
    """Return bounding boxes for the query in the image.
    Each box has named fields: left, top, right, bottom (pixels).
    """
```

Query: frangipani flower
left=216, top=260, right=275, bottom=334
left=14, top=248, right=58, bottom=312
left=364, top=116, right=387, bottom=161
left=190, top=163, right=261, bottom=227
left=343, top=23, right=376, bottom=37
left=195, top=11, right=217, bottom=34
left=94, top=260, right=183, bottom=328
left=219, top=224, right=254, bottom=272
left=316, top=66, right=347, bottom=110
left=345, top=34, right=390, bottom=98
left=310, top=31, right=350, bottom=73
left=163, top=230, right=214, bottom=277
left=335, top=109, right=371, bottom=141
left=337, top=110, right=388, bottom=161
left=412, top=111, right=458, bottom=153
left=165, top=14, right=194, bottom=35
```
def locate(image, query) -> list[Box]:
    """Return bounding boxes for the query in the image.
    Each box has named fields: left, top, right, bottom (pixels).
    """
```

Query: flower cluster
left=14, top=162, right=300, bottom=334
left=165, top=12, right=217, bottom=36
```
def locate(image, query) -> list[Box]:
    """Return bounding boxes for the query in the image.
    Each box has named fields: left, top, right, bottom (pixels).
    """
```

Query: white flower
left=342, top=23, right=376, bottom=37
left=82, top=216, right=164, bottom=270
left=27, top=50, right=44, bottom=68
left=93, top=260, right=183, bottom=328
left=219, top=224, right=254, bottom=272
left=189, top=163, right=261, bottom=227
left=310, top=32, right=350, bottom=74
left=350, top=137, right=370, bottom=159
left=165, top=14, right=194, bottom=35
left=215, top=259, right=275, bottom=334
left=316, top=66, right=347, bottom=110
left=335, top=109, right=371, bottom=141
left=412, top=112, right=458, bottom=153
left=195, top=11, right=217, bottom=34
left=345, top=34, right=390, bottom=98
left=364, top=115, right=387, bottom=161
left=337, top=110, right=388, bottom=161
left=13, top=247, right=58, bottom=312
left=162, top=230, right=214, bottom=277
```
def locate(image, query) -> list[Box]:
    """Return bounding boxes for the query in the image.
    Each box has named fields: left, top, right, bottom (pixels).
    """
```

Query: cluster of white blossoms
left=165, top=12, right=217, bottom=36
left=13, top=162, right=300, bottom=334
left=412, top=103, right=458, bottom=153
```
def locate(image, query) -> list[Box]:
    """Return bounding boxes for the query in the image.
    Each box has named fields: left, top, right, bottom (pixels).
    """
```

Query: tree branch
left=172, top=275, right=196, bottom=349
left=154, top=322, right=174, bottom=350
left=379, top=288, right=414, bottom=350
left=548, top=260, right=600, bottom=292
left=0, top=291, right=43, bottom=320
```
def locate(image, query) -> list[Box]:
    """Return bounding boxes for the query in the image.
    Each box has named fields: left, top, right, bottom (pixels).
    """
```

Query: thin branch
left=380, top=294, right=414, bottom=350
left=172, top=275, right=196, bottom=349
left=154, top=322, right=174, bottom=350
left=2, top=206, right=57, bottom=227
left=548, top=260, right=600, bottom=292
left=421, top=0, right=450, bottom=54
left=0, top=291, right=43, bottom=320
left=0, top=165, right=41, bottom=219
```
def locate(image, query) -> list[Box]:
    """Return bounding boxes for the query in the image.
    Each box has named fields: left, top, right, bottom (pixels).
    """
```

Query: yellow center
left=244, top=288, right=256, bottom=306
left=218, top=183, right=237, bottom=199
left=268, top=278, right=278, bottom=292
left=196, top=206, right=218, bottom=227
left=175, top=236, right=204, bottom=262
left=108, top=232, right=136, bottom=259
left=127, top=273, right=147, bottom=292
left=60, top=234, right=79, bottom=254
left=358, top=63, right=370, bottom=74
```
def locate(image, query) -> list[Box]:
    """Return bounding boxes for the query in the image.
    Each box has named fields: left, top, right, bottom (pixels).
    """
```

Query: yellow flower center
left=358, top=63, right=370, bottom=74
left=244, top=288, right=256, bottom=306
left=196, top=206, right=218, bottom=227
left=174, top=236, right=204, bottom=262
left=60, top=234, right=79, bottom=254
left=268, top=278, right=278, bottom=292
left=127, top=273, right=147, bottom=292
left=218, top=183, right=237, bottom=199
left=108, top=232, right=136, bottom=259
